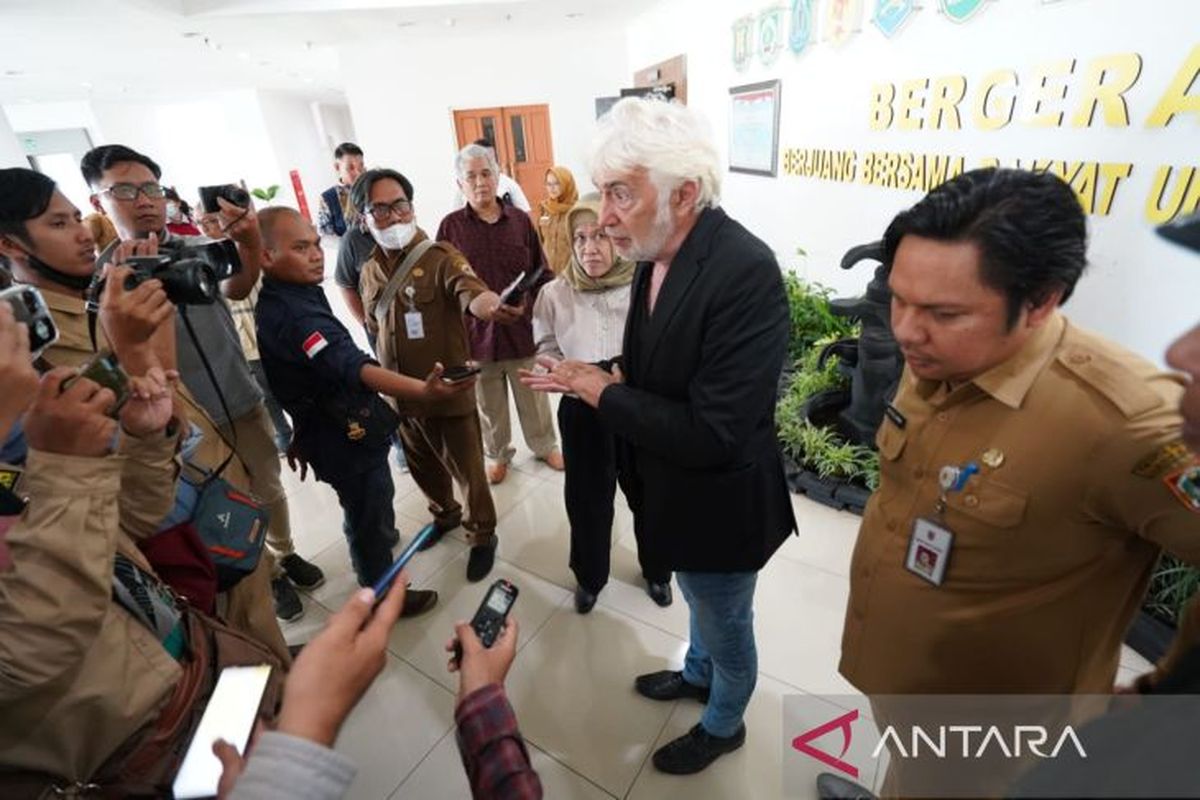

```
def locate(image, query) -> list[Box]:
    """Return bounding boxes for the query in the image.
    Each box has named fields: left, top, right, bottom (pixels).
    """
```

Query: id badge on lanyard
left=403, top=285, right=425, bottom=340
left=905, top=462, right=977, bottom=586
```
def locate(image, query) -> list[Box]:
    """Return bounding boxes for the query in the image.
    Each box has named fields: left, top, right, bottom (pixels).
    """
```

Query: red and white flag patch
left=302, top=331, right=329, bottom=359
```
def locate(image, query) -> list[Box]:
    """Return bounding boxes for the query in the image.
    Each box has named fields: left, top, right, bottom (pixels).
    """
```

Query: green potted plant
left=251, top=185, right=280, bottom=203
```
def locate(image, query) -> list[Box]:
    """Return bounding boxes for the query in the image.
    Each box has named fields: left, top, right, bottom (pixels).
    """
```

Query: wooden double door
left=453, top=105, right=553, bottom=209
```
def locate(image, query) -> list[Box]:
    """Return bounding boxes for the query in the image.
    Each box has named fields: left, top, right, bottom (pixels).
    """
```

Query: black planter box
left=1124, top=610, right=1176, bottom=663
left=784, top=457, right=872, bottom=516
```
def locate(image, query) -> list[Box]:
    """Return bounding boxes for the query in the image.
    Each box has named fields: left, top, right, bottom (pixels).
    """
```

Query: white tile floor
left=269, top=274, right=1156, bottom=799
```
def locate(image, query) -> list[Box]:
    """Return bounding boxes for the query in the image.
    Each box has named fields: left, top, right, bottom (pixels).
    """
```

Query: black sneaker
left=635, top=670, right=711, bottom=702
left=272, top=576, right=304, bottom=622
left=652, top=723, right=746, bottom=775
left=466, top=541, right=497, bottom=582
left=816, top=772, right=879, bottom=800
left=280, top=553, right=325, bottom=590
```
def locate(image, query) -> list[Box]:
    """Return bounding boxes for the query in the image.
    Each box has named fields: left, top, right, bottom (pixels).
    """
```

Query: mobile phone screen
left=370, top=523, right=435, bottom=601
left=172, top=664, right=271, bottom=799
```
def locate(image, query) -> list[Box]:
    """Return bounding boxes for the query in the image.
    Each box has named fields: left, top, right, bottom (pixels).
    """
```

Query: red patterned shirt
left=454, top=683, right=543, bottom=799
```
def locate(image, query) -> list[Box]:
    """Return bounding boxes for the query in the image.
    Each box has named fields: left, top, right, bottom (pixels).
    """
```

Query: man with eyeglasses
left=438, top=143, right=563, bottom=488
left=355, top=168, right=518, bottom=582
left=81, top=144, right=325, bottom=623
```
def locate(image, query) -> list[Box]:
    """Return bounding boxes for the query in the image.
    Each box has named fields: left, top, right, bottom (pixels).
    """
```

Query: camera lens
left=33, top=319, right=50, bottom=341
left=22, top=289, right=39, bottom=315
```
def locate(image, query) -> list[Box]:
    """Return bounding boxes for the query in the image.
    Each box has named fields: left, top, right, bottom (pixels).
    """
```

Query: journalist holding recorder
left=81, top=144, right=326, bottom=623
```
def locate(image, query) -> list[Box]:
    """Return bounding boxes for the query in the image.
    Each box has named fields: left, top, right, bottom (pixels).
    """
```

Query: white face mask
left=368, top=218, right=417, bottom=250
left=165, top=201, right=179, bottom=219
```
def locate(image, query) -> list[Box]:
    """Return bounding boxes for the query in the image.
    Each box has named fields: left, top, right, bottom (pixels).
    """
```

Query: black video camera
left=160, top=237, right=242, bottom=283
left=199, top=183, right=251, bottom=214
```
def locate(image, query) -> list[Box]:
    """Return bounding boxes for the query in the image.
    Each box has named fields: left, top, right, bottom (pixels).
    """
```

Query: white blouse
left=533, top=277, right=632, bottom=364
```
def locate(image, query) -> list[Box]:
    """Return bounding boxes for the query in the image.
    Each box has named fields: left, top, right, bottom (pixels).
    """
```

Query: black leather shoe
left=420, top=518, right=460, bottom=551
left=647, top=580, right=673, bottom=607
left=466, top=541, right=497, bottom=582
left=652, top=723, right=745, bottom=774
left=635, top=670, right=710, bottom=702
left=817, top=772, right=878, bottom=800
left=400, top=588, right=439, bottom=618
left=575, top=586, right=598, bottom=614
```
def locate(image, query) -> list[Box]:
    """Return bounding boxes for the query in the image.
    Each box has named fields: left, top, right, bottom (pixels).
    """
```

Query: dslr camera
left=88, top=236, right=242, bottom=308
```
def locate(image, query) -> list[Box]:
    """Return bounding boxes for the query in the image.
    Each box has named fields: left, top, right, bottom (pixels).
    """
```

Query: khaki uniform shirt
left=39, top=289, right=252, bottom=492
left=536, top=206, right=572, bottom=275
left=840, top=315, right=1200, bottom=694
left=359, top=230, right=489, bottom=418
left=0, top=439, right=181, bottom=780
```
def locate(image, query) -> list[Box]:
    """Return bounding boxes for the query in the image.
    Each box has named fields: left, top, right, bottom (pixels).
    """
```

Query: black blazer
left=598, top=207, right=798, bottom=572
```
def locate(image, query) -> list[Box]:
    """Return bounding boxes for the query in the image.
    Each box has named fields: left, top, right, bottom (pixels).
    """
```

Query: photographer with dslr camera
left=82, top=144, right=325, bottom=623
left=0, top=166, right=289, bottom=664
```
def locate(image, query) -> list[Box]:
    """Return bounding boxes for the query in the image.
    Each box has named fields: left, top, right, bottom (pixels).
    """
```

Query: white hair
left=589, top=97, right=722, bottom=210
left=455, top=143, right=499, bottom=180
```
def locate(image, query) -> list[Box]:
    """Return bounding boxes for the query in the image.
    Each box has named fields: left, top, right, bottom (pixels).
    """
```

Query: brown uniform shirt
left=359, top=229, right=489, bottom=418
left=840, top=314, right=1200, bottom=695
left=536, top=205, right=572, bottom=275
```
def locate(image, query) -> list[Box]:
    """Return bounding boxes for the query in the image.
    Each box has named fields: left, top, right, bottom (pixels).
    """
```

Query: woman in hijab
left=535, top=166, right=579, bottom=274
left=533, top=201, right=672, bottom=613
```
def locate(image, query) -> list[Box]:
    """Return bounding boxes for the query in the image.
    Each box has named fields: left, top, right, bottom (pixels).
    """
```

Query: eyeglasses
left=101, top=182, right=165, bottom=201
left=366, top=199, right=413, bottom=221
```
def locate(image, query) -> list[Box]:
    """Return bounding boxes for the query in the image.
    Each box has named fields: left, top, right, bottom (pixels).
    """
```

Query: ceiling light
left=396, top=21, right=416, bottom=28
left=80, top=81, right=93, bottom=89
left=238, top=51, right=250, bottom=60
left=3, top=69, right=23, bottom=77
left=181, top=31, right=202, bottom=38
left=566, top=12, right=584, bottom=18
left=445, top=17, right=456, bottom=27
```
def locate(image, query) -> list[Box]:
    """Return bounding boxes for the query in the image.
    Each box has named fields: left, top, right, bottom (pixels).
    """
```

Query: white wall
left=340, top=23, right=628, bottom=228
left=4, top=92, right=331, bottom=217
left=257, top=90, right=336, bottom=212
left=625, top=0, right=1200, bottom=363
left=0, top=107, right=27, bottom=168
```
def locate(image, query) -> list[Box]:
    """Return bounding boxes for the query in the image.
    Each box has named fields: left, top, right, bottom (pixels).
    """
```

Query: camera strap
left=178, top=305, right=238, bottom=480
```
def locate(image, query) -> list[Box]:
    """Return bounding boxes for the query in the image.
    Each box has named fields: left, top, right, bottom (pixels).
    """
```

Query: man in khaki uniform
left=353, top=168, right=521, bottom=582
left=0, top=167, right=289, bottom=666
left=825, top=169, right=1200, bottom=799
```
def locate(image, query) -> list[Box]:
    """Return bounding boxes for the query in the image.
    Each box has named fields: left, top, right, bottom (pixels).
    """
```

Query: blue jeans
left=677, top=570, right=759, bottom=738
left=327, top=457, right=397, bottom=587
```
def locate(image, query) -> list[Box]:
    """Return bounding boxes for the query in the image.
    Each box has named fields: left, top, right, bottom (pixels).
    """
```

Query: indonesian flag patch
left=302, top=331, right=329, bottom=359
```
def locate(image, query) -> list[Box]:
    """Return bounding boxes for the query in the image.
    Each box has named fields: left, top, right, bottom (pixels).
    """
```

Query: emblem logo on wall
left=759, top=5, right=786, bottom=66
left=939, top=0, right=991, bottom=23
left=789, top=0, right=816, bottom=55
left=823, top=0, right=864, bottom=46
left=872, top=0, right=917, bottom=37
left=733, top=14, right=755, bottom=71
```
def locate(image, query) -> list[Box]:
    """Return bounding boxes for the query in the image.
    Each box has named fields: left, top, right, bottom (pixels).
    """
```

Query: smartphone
left=370, top=523, right=436, bottom=601
left=0, top=285, right=59, bottom=360
left=172, top=664, right=272, bottom=800
left=500, top=266, right=545, bottom=307
left=453, top=579, right=519, bottom=665
left=63, top=351, right=130, bottom=416
left=440, top=365, right=481, bottom=384
left=199, top=183, right=250, bottom=214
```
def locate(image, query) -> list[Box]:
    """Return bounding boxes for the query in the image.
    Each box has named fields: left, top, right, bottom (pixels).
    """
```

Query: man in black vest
left=522, top=96, right=798, bottom=775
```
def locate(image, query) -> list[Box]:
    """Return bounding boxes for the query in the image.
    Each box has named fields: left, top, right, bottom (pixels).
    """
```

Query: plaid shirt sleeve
left=454, top=684, right=543, bottom=800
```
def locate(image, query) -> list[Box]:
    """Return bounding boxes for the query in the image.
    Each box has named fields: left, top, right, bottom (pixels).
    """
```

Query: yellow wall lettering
left=898, top=78, right=930, bottom=131
left=928, top=75, right=968, bottom=130
left=1145, top=165, right=1198, bottom=223
left=1094, top=162, right=1133, bottom=215
left=973, top=70, right=1019, bottom=131
left=870, top=84, right=896, bottom=130
left=1028, top=59, right=1077, bottom=128
left=1146, top=44, right=1200, bottom=127
left=1070, top=53, right=1143, bottom=128
left=1073, top=162, right=1098, bottom=214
